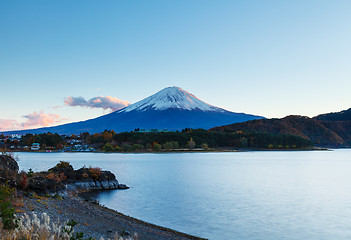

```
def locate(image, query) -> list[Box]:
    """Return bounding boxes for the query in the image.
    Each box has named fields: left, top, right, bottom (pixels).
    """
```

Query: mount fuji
left=4, top=87, right=264, bottom=134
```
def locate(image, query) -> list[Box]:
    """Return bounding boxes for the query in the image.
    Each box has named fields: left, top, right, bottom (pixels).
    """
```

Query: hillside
left=315, top=108, right=351, bottom=121
left=210, top=115, right=351, bottom=147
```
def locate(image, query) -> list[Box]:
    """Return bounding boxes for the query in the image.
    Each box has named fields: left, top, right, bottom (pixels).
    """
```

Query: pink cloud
left=0, top=119, right=22, bottom=131
left=64, top=96, right=130, bottom=112
left=22, top=112, right=61, bottom=128
left=0, top=111, right=64, bottom=131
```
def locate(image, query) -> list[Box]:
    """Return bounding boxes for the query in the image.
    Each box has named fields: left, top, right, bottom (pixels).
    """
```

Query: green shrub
left=170, top=141, right=179, bottom=149
left=153, top=143, right=162, bottom=151
left=162, top=142, right=173, bottom=150
left=121, top=144, right=133, bottom=152
left=145, top=143, right=152, bottom=150
left=132, top=144, right=144, bottom=151
left=0, top=185, right=17, bottom=229
left=114, top=146, right=122, bottom=152
left=27, top=168, right=34, bottom=178
left=103, top=143, right=114, bottom=152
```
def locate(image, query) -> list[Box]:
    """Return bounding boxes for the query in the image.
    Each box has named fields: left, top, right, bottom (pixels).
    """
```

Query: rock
left=0, top=155, right=19, bottom=186
left=49, top=162, right=75, bottom=179
left=28, top=176, right=65, bottom=193
left=0, top=155, right=19, bottom=172
left=66, top=179, right=119, bottom=191
left=117, top=184, right=129, bottom=189
left=27, top=162, right=121, bottom=193
left=108, top=229, right=113, bottom=233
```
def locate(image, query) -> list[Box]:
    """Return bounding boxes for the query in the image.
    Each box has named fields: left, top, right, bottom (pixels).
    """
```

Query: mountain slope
left=3, top=87, right=264, bottom=135
left=210, top=115, right=351, bottom=147
left=315, top=108, right=351, bottom=121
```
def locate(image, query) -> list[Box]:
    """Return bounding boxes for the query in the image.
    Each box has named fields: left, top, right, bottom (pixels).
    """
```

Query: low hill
left=210, top=115, right=351, bottom=147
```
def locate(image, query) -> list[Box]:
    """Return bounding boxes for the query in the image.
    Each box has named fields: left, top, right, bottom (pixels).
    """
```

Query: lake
left=16, top=150, right=351, bottom=240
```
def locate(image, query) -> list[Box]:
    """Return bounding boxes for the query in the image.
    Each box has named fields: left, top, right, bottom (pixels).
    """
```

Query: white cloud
left=64, top=96, right=130, bottom=112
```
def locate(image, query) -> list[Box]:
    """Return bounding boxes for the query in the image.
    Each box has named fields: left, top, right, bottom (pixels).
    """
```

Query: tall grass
left=0, top=212, right=138, bottom=240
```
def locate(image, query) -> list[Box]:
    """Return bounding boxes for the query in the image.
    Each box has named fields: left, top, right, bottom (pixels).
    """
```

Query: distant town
left=0, top=133, right=96, bottom=152
left=0, top=127, right=313, bottom=153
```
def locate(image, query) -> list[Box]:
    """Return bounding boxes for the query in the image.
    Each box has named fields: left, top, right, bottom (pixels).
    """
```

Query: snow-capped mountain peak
left=119, top=86, right=224, bottom=112
left=2, top=86, right=265, bottom=134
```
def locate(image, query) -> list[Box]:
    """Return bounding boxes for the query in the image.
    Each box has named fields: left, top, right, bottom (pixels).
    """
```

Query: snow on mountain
left=2, top=86, right=265, bottom=134
left=119, top=86, right=224, bottom=112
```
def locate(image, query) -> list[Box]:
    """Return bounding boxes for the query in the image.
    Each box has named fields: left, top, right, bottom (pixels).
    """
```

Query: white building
left=11, top=134, right=22, bottom=139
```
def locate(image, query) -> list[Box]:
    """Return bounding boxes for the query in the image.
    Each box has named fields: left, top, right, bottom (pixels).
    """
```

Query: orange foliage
left=46, top=172, right=66, bottom=183
left=89, top=167, right=102, bottom=180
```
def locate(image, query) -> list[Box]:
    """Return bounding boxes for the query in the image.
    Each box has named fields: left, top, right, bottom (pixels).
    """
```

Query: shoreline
left=78, top=191, right=207, bottom=240
left=9, top=146, right=331, bottom=154
left=18, top=190, right=207, bottom=240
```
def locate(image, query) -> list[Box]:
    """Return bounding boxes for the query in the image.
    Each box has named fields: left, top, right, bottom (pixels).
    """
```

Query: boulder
left=28, top=176, right=65, bottom=193
left=117, top=184, right=130, bottom=190
left=0, top=155, right=19, bottom=185
left=66, top=179, right=119, bottom=191
left=0, top=155, right=19, bottom=172
left=27, top=162, right=122, bottom=193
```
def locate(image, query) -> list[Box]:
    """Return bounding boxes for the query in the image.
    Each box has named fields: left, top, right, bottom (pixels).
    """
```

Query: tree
left=201, top=143, right=209, bottom=150
left=162, top=142, right=173, bottom=151
left=80, top=132, right=90, bottom=140
left=133, top=144, right=144, bottom=151
left=102, top=130, right=113, bottom=142
left=145, top=143, right=152, bottom=151
left=240, top=137, right=248, bottom=147
left=188, top=138, right=195, bottom=150
left=114, top=145, right=122, bottom=152
left=122, top=144, right=133, bottom=152
left=88, top=133, right=102, bottom=144
left=153, top=143, right=162, bottom=151
left=103, top=143, right=113, bottom=152
left=170, top=141, right=179, bottom=149
left=0, top=185, right=17, bottom=229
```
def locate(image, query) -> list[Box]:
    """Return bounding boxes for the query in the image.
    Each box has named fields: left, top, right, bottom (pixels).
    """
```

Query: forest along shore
left=17, top=191, right=206, bottom=240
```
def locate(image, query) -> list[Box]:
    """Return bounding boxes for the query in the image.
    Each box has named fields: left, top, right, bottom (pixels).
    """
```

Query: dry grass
left=0, top=212, right=138, bottom=240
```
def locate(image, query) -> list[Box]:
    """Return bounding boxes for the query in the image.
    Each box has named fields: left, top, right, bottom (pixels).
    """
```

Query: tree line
left=98, top=128, right=312, bottom=151
left=2, top=129, right=312, bottom=151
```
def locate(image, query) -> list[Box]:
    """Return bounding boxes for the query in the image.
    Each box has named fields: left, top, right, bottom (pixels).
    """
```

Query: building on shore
left=31, top=143, right=40, bottom=151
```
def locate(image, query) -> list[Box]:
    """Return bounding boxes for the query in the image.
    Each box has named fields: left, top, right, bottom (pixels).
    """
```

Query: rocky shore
left=1, top=155, right=206, bottom=240
left=16, top=191, right=206, bottom=240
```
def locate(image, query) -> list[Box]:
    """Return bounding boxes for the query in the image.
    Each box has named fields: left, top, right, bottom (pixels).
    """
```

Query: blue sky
left=1, top=0, right=351, bottom=131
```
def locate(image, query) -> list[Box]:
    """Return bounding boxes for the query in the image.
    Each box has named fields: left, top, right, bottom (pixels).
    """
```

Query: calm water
left=16, top=150, right=351, bottom=240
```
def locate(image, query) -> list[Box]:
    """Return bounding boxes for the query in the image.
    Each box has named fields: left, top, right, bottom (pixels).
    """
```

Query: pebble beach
left=17, top=191, right=206, bottom=240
